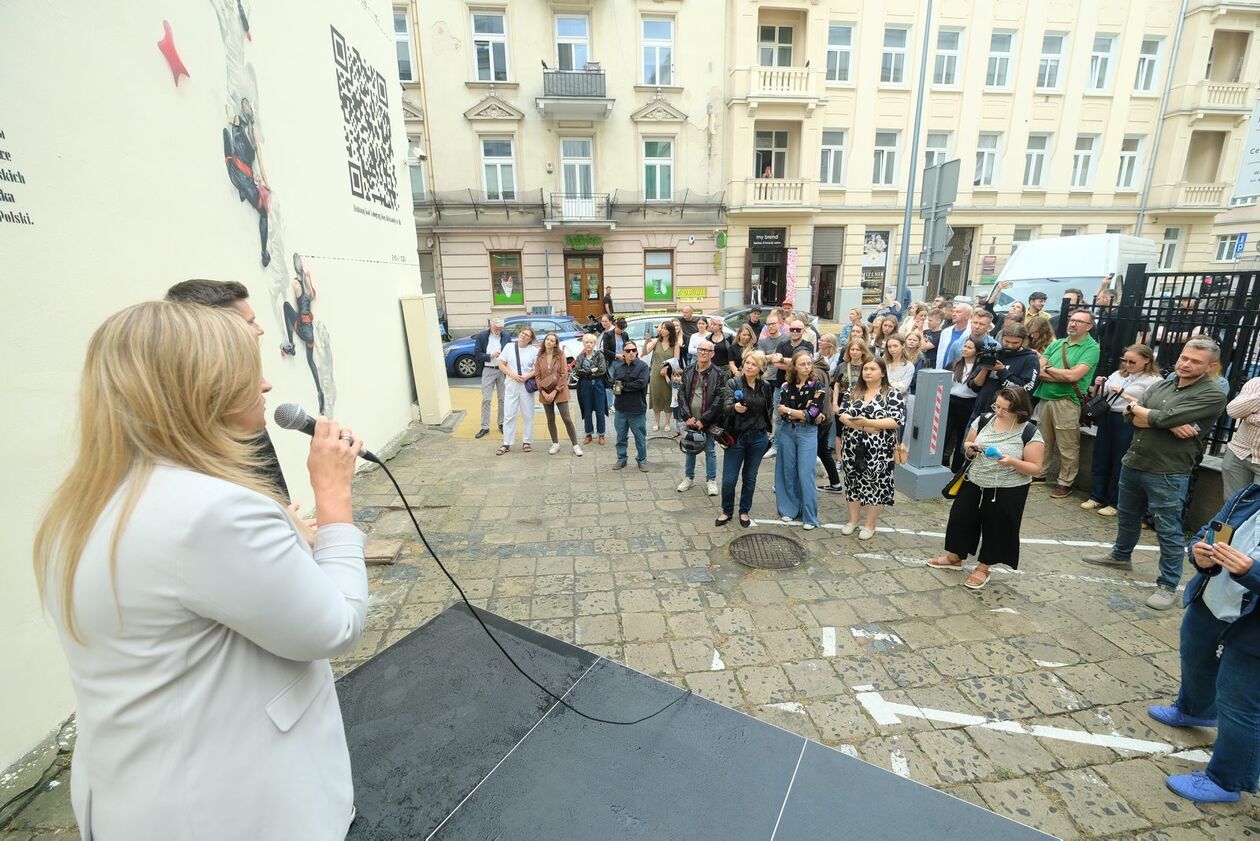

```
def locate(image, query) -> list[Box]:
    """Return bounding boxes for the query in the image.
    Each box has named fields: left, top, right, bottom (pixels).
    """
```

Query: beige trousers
left=1038, top=397, right=1082, bottom=486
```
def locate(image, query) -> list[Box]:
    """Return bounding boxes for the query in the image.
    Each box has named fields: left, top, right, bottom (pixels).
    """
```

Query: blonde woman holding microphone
left=35, top=302, right=367, bottom=840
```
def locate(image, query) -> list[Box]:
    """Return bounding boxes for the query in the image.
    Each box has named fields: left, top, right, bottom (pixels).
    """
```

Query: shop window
left=644, top=250, right=674, bottom=303
left=490, top=251, right=524, bottom=306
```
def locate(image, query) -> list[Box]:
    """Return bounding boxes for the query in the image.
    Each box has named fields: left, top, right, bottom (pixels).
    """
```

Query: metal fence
left=1056, top=264, right=1260, bottom=455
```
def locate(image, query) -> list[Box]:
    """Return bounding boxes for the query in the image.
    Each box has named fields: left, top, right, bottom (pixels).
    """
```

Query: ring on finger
left=339, top=433, right=353, bottom=442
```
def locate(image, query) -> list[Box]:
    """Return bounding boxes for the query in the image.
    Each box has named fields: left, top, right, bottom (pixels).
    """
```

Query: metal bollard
left=894, top=368, right=956, bottom=499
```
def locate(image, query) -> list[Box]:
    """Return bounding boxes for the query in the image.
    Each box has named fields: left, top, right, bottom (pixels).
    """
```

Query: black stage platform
left=338, top=604, right=1053, bottom=840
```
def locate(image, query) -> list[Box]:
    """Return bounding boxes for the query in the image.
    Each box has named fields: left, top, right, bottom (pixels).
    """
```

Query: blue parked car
left=443, top=315, right=584, bottom=378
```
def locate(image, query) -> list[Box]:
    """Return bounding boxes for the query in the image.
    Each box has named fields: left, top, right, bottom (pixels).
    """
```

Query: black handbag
left=1080, top=389, right=1119, bottom=426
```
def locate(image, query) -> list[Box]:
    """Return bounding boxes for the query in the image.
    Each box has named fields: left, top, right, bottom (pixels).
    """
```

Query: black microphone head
left=274, top=402, right=314, bottom=433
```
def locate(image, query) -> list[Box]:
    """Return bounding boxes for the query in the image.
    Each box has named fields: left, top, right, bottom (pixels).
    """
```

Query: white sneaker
left=802, top=523, right=816, bottom=531
left=677, top=478, right=694, bottom=492
left=706, top=480, right=718, bottom=496
left=549, top=443, right=561, bottom=455
left=781, top=515, right=793, bottom=522
left=573, top=444, right=584, bottom=456
left=839, top=523, right=857, bottom=536
left=858, top=527, right=876, bottom=541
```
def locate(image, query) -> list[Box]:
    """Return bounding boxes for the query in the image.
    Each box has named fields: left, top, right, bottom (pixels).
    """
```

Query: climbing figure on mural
left=222, top=97, right=271, bottom=267
left=281, top=253, right=326, bottom=414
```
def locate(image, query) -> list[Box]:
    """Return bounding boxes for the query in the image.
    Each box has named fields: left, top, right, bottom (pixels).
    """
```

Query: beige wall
left=1, top=0, right=428, bottom=769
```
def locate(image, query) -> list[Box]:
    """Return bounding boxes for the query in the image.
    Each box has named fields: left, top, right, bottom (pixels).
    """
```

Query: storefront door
left=566, top=254, right=603, bottom=322
left=813, top=266, right=837, bottom=320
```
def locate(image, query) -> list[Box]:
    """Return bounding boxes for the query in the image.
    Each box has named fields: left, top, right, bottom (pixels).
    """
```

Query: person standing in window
left=574, top=333, right=608, bottom=446
left=497, top=327, right=538, bottom=456
left=837, top=357, right=906, bottom=540
left=775, top=351, right=828, bottom=530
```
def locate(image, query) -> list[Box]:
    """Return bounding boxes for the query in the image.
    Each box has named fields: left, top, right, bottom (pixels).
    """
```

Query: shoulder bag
left=515, top=343, right=538, bottom=394
left=1059, top=343, right=1090, bottom=423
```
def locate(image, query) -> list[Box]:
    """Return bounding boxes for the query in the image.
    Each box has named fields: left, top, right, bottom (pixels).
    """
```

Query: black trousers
left=817, top=419, right=840, bottom=486
left=942, top=395, right=977, bottom=471
left=944, top=480, right=1030, bottom=569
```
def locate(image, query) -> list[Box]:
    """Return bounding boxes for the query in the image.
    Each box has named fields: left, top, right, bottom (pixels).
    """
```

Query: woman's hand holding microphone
left=308, top=418, right=362, bottom=527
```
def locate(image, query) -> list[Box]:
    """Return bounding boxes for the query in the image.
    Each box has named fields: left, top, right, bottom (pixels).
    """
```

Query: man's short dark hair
left=1000, top=323, right=1029, bottom=340
left=615, top=317, right=628, bottom=329
left=166, top=279, right=250, bottom=308
left=750, top=307, right=762, bottom=315
left=1028, top=291, right=1048, bottom=302
left=1065, top=288, right=1084, bottom=299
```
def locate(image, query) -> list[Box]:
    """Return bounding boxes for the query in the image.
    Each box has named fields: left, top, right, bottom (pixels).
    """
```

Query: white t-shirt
left=886, top=360, right=915, bottom=393
left=501, top=342, right=538, bottom=378
left=485, top=333, right=503, bottom=368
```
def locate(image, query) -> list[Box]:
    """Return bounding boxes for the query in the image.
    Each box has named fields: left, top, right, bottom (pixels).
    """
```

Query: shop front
left=563, top=233, right=605, bottom=322
left=744, top=227, right=787, bottom=306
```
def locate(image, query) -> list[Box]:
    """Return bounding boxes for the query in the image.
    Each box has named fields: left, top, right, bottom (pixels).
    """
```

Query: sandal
left=495, top=445, right=510, bottom=456
left=927, top=556, right=963, bottom=570
left=964, top=568, right=991, bottom=590
left=522, top=443, right=532, bottom=453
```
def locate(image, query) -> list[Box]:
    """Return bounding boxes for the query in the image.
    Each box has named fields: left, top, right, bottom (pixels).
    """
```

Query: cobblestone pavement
left=6, top=414, right=1260, bottom=840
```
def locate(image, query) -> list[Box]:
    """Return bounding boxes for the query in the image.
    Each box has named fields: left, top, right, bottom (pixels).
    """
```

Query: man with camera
left=967, top=323, right=1040, bottom=423
left=1033, top=309, right=1100, bottom=498
left=611, top=341, right=652, bottom=471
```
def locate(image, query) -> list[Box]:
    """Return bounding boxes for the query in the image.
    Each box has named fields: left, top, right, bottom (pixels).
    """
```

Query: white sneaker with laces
left=548, top=443, right=561, bottom=455
left=707, top=480, right=718, bottom=496
left=573, top=444, right=584, bottom=456
left=677, top=477, right=694, bottom=492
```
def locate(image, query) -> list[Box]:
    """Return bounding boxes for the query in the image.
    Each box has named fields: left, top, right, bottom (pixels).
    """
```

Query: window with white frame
left=560, top=138, right=594, bottom=197
left=1060, top=227, right=1080, bottom=237
left=924, top=132, right=949, bottom=170
left=643, top=139, right=673, bottom=201
left=826, top=24, right=853, bottom=83
left=1071, top=135, right=1097, bottom=188
left=1105, top=226, right=1126, bottom=234
left=754, top=130, right=788, bottom=178
left=1231, top=195, right=1259, bottom=207
left=881, top=27, right=908, bottom=84
left=472, top=12, right=509, bottom=82
left=1159, top=227, right=1181, bottom=269
left=974, top=133, right=1000, bottom=187
left=1135, top=38, right=1161, bottom=92
left=1012, top=226, right=1036, bottom=253
left=1024, top=134, right=1049, bottom=187
left=820, top=130, right=846, bottom=185
left=556, top=15, right=590, bottom=71
left=1037, top=33, right=1065, bottom=89
left=934, top=29, right=961, bottom=86
left=873, top=131, right=898, bottom=186
left=394, top=8, right=416, bottom=82
left=481, top=136, right=516, bottom=199
left=986, top=32, right=1014, bottom=87
left=1088, top=35, right=1115, bottom=91
left=1216, top=234, right=1241, bottom=261
left=642, top=17, right=673, bottom=85
left=1117, top=136, right=1142, bottom=189
left=759, top=25, right=793, bottom=67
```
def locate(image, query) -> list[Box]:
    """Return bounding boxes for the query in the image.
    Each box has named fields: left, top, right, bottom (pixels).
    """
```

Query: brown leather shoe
left=583, top=435, right=592, bottom=445
left=1050, top=484, right=1072, bottom=499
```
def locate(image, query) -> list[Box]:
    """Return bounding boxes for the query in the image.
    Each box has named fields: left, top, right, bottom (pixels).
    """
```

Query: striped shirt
left=1227, top=377, right=1260, bottom=463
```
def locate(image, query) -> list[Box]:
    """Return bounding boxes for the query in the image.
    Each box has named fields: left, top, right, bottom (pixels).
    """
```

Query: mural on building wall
left=207, top=0, right=338, bottom=415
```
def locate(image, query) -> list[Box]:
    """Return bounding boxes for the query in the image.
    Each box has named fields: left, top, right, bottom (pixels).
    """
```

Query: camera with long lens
left=976, top=343, right=1001, bottom=370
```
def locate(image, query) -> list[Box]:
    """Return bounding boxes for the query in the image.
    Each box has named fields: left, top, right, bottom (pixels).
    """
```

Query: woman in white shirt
left=498, top=326, right=539, bottom=455
left=883, top=334, right=915, bottom=393
left=1082, top=343, right=1162, bottom=516
left=35, top=302, right=367, bottom=840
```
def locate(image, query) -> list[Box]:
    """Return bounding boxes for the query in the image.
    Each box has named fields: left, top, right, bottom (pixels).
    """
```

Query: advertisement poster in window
left=644, top=251, right=674, bottom=304
left=861, top=230, right=890, bottom=305
left=491, top=252, right=524, bottom=306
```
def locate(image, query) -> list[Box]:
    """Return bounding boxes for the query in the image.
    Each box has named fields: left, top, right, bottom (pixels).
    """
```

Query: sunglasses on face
left=624, top=348, right=638, bottom=353
left=789, top=328, right=803, bottom=333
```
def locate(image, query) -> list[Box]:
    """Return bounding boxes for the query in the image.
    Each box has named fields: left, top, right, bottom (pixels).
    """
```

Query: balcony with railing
left=545, top=193, right=613, bottom=227
left=1176, top=182, right=1230, bottom=208
left=727, top=178, right=818, bottom=211
left=729, top=66, right=824, bottom=111
left=1168, top=79, right=1255, bottom=114
left=535, top=67, right=614, bottom=120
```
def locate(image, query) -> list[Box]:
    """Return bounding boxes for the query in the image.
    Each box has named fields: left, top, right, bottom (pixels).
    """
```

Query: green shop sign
left=564, top=234, right=603, bottom=252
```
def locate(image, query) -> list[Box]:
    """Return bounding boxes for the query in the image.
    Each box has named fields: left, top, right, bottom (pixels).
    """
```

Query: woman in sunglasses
left=1081, top=344, right=1161, bottom=516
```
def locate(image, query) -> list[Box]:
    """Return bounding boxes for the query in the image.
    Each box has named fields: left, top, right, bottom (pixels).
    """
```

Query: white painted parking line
left=752, top=517, right=1159, bottom=552
left=854, top=689, right=1209, bottom=763
left=820, top=627, right=836, bottom=657
left=710, top=649, right=726, bottom=671
left=851, top=551, right=1167, bottom=591
left=889, top=749, right=912, bottom=778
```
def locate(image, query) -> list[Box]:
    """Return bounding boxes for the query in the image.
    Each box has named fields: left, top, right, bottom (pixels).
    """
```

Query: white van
left=985, top=235, right=1158, bottom=317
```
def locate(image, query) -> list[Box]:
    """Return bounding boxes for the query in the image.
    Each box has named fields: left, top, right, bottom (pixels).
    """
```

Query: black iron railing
left=547, top=193, right=610, bottom=221
left=542, top=69, right=607, bottom=98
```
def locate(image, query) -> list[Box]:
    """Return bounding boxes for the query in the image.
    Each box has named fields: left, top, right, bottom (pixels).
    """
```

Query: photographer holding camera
left=966, top=323, right=1040, bottom=424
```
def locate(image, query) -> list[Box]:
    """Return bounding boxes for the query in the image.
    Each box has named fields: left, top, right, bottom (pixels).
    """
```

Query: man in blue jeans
left=676, top=339, right=724, bottom=496
left=1082, top=338, right=1228, bottom=609
left=611, top=342, right=651, bottom=471
left=1147, top=482, right=1260, bottom=803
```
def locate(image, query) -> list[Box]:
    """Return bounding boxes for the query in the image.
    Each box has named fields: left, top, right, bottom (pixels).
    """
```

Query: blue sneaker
left=1147, top=704, right=1218, bottom=728
left=1166, top=771, right=1240, bottom=803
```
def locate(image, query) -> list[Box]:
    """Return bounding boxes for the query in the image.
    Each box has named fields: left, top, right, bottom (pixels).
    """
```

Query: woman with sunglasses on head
left=1082, top=344, right=1161, bottom=517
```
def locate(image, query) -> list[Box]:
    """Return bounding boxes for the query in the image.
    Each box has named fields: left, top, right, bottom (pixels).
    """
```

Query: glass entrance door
left=566, top=254, right=603, bottom=321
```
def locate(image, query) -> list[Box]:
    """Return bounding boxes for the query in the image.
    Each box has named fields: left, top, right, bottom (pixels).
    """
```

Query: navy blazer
left=473, top=329, right=510, bottom=365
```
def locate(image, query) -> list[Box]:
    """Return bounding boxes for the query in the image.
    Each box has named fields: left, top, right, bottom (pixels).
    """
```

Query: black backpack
left=975, top=412, right=1038, bottom=445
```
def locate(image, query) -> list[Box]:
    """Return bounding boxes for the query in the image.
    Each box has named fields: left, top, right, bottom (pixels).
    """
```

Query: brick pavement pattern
left=5, top=421, right=1260, bottom=840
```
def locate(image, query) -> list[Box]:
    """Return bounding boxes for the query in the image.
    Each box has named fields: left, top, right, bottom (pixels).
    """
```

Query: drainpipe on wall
left=1136, top=0, right=1190, bottom=239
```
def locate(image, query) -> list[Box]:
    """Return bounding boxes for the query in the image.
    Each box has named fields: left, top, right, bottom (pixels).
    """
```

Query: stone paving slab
left=5, top=417, right=1260, bottom=840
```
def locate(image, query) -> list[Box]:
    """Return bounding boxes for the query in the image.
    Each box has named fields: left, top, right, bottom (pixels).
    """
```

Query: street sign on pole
left=921, top=159, right=959, bottom=210
left=1236, top=232, right=1249, bottom=258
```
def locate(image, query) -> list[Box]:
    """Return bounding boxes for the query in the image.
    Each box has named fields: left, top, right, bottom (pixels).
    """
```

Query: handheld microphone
left=273, top=402, right=382, bottom=464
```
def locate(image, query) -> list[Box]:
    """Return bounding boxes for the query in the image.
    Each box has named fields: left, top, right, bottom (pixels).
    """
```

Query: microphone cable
left=372, top=458, right=692, bottom=726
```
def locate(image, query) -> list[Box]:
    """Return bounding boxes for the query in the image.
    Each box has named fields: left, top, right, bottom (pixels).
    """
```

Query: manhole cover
left=729, top=533, right=807, bottom=570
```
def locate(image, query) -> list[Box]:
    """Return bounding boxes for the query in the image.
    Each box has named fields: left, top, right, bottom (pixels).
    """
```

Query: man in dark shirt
left=603, top=290, right=614, bottom=316
left=746, top=307, right=763, bottom=334
left=771, top=320, right=816, bottom=375
left=165, top=279, right=289, bottom=501
left=611, top=342, right=652, bottom=471
left=708, top=316, right=732, bottom=372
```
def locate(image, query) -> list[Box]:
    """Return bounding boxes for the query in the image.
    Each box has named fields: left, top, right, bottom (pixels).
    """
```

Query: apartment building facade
left=395, top=1, right=1258, bottom=328
left=721, top=0, right=1259, bottom=318
left=398, top=0, right=728, bottom=333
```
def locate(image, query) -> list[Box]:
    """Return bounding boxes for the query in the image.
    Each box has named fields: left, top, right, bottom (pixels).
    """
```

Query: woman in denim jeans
left=775, top=351, right=828, bottom=530
left=1082, top=344, right=1161, bottom=516
left=574, top=333, right=608, bottom=446
left=718, top=351, right=774, bottom=527
left=1149, top=484, right=1260, bottom=804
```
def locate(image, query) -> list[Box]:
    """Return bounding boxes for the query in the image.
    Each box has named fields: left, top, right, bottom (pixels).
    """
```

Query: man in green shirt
left=1034, top=309, right=1100, bottom=498
left=1083, top=338, right=1228, bottom=609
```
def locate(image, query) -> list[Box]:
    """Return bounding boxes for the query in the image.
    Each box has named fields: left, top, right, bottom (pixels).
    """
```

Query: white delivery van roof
left=998, top=234, right=1153, bottom=284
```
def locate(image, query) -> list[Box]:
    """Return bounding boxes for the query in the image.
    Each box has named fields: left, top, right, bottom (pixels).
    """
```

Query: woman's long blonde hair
left=34, top=302, right=278, bottom=641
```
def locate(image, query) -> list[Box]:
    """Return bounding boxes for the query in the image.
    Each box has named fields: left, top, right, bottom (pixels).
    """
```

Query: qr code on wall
left=331, top=26, right=398, bottom=210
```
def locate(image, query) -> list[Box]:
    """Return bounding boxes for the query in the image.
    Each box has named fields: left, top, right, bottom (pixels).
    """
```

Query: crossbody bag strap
left=1060, top=342, right=1086, bottom=404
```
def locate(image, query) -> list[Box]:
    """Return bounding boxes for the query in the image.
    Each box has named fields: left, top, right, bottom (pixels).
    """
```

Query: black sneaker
left=817, top=483, right=843, bottom=494
left=475, top=428, right=489, bottom=439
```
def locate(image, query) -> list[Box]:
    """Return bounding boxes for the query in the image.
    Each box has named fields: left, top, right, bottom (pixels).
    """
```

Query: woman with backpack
left=928, top=386, right=1045, bottom=589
